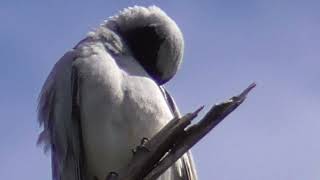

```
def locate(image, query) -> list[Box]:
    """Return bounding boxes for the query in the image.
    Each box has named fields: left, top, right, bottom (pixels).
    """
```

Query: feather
left=38, top=50, right=85, bottom=180
left=160, top=87, right=198, bottom=180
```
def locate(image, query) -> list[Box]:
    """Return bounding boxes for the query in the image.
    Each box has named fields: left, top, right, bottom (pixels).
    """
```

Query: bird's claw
left=132, top=137, right=150, bottom=154
left=105, top=172, right=119, bottom=180
left=140, top=137, right=149, bottom=146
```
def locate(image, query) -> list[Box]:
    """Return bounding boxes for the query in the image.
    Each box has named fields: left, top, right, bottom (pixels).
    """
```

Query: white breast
left=75, top=44, right=173, bottom=179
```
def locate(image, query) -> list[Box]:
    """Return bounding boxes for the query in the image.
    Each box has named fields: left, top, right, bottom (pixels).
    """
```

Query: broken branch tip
left=238, top=82, right=257, bottom=98
left=193, top=105, right=205, bottom=115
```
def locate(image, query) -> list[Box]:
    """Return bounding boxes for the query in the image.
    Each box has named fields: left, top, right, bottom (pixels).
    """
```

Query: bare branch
left=106, top=83, right=256, bottom=180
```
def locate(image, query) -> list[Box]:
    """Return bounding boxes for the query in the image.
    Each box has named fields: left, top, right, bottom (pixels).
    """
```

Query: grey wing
left=160, top=87, right=198, bottom=180
left=38, top=49, right=85, bottom=180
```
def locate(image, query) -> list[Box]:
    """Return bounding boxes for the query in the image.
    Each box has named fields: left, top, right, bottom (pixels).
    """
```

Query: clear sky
left=1, top=0, right=319, bottom=179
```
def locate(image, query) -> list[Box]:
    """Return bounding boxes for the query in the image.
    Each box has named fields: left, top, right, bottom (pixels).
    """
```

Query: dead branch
left=106, top=83, right=256, bottom=180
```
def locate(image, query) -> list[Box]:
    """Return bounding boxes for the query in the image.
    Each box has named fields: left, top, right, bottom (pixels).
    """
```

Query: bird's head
left=107, top=6, right=184, bottom=85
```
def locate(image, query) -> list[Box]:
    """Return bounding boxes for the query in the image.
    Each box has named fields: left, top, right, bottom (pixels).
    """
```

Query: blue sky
left=1, top=0, right=319, bottom=179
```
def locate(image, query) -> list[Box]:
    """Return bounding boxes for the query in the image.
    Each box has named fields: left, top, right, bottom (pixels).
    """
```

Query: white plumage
left=38, top=6, right=197, bottom=180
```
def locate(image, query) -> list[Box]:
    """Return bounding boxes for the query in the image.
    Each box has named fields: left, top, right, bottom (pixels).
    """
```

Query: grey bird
left=38, top=6, right=197, bottom=180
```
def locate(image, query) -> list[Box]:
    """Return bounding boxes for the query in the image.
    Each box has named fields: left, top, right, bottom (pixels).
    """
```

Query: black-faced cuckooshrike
left=38, top=6, right=197, bottom=180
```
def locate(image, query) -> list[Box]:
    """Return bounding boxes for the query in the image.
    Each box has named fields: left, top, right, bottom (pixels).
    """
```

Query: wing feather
left=160, top=87, right=198, bottom=180
left=38, top=49, right=85, bottom=180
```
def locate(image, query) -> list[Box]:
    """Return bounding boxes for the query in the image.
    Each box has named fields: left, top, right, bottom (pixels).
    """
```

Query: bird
left=38, top=5, right=197, bottom=180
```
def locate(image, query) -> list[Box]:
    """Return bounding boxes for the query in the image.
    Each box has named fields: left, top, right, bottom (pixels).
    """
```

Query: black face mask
left=122, top=25, right=166, bottom=84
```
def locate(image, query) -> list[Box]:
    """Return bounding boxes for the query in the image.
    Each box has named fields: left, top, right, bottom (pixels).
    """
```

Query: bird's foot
left=140, top=137, right=149, bottom=146
left=132, top=137, right=150, bottom=154
left=105, top=172, right=119, bottom=180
